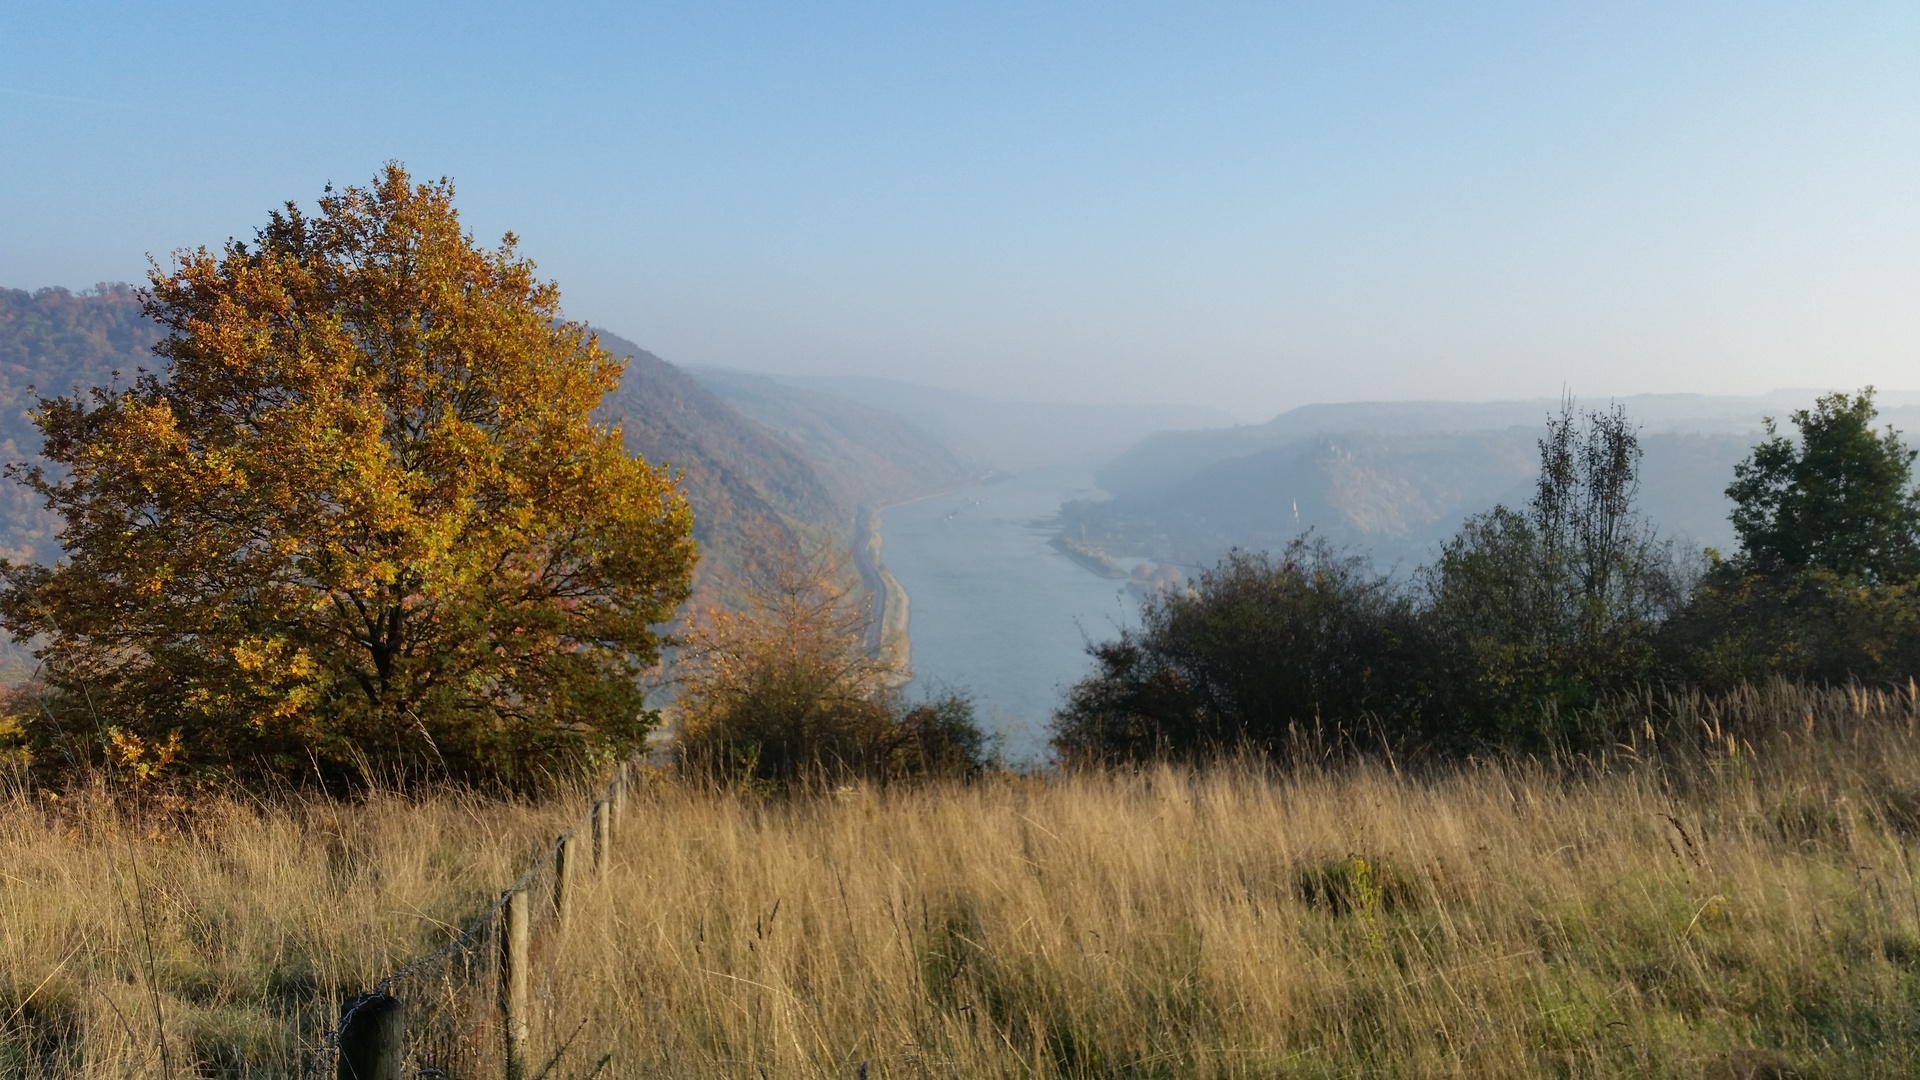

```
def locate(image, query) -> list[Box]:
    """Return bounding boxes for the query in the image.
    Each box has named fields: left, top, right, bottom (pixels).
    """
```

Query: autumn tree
left=0, top=165, right=696, bottom=789
left=674, top=537, right=987, bottom=788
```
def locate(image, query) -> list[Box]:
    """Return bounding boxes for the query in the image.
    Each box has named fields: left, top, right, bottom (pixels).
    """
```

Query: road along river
left=875, top=466, right=1141, bottom=764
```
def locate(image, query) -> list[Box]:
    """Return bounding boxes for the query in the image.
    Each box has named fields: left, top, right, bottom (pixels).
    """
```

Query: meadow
left=7, top=682, right=1920, bottom=1079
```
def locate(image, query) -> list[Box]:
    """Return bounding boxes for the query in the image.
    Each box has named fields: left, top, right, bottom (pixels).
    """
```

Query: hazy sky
left=4, top=3, right=1915, bottom=419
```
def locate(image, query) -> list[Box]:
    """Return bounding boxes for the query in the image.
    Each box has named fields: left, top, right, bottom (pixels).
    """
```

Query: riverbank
left=1048, top=534, right=1127, bottom=578
left=873, top=468, right=1138, bottom=759
left=853, top=505, right=911, bottom=674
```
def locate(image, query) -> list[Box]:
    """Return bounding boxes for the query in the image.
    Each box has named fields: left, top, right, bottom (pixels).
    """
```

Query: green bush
left=1051, top=537, right=1430, bottom=765
left=1660, top=389, right=1920, bottom=689
left=1053, top=401, right=1691, bottom=763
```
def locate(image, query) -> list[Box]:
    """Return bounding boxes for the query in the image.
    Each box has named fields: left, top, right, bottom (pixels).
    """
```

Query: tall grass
left=8, top=682, right=1920, bottom=1078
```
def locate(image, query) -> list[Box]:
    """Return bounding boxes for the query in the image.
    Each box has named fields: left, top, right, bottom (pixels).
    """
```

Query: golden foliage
left=673, top=538, right=902, bottom=784
left=0, top=165, right=695, bottom=787
left=673, top=536, right=988, bottom=785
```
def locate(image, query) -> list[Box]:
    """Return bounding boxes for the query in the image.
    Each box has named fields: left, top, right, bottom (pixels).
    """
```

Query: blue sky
left=3, top=2, right=1915, bottom=418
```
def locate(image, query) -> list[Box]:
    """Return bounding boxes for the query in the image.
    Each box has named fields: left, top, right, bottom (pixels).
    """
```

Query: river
left=879, top=466, right=1141, bottom=763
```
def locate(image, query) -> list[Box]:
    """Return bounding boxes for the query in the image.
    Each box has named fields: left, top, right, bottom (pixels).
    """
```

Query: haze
left=4, top=2, right=1915, bottom=418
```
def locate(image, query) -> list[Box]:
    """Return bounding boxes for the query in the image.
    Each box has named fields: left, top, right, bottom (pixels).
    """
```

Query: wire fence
left=303, top=760, right=632, bottom=1080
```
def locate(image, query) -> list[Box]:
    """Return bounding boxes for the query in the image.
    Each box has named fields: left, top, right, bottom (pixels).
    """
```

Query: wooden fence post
left=607, top=767, right=623, bottom=849
left=554, top=832, right=576, bottom=924
left=592, top=800, right=609, bottom=878
left=336, top=992, right=402, bottom=1080
left=500, top=890, right=530, bottom=1079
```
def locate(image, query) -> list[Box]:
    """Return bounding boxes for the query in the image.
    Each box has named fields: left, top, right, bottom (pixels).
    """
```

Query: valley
left=7, top=286, right=1918, bottom=752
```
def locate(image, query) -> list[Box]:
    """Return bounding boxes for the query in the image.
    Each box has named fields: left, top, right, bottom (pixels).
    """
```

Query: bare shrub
left=673, top=538, right=987, bottom=786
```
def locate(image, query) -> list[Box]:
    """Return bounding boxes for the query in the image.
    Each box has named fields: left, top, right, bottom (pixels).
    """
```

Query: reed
left=6, top=683, right=1920, bottom=1078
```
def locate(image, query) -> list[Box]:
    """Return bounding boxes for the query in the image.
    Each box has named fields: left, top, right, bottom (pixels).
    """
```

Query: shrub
left=1051, top=537, right=1431, bottom=765
left=1659, top=562, right=1920, bottom=690
left=1054, top=400, right=1696, bottom=764
left=675, top=540, right=990, bottom=786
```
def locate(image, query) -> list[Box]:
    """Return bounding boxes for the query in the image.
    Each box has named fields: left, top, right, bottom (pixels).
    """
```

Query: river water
left=880, top=467, right=1141, bottom=763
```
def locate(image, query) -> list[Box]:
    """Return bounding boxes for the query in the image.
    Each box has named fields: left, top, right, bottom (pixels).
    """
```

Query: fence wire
left=303, top=762, right=629, bottom=1080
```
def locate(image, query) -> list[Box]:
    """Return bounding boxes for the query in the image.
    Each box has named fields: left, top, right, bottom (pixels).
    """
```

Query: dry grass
left=9, top=684, right=1920, bottom=1078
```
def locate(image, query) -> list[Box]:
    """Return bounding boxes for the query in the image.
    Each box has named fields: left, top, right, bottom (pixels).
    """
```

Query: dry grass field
left=7, top=683, right=1920, bottom=1078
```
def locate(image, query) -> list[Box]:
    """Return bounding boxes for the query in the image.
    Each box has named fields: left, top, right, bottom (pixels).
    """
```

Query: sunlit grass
left=7, top=684, right=1920, bottom=1078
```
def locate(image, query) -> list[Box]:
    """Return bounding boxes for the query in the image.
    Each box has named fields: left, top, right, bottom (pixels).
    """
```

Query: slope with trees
left=1066, top=393, right=1920, bottom=574
left=689, top=366, right=971, bottom=510
left=590, top=331, right=848, bottom=604
left=0, top=285, right=163, bottom=567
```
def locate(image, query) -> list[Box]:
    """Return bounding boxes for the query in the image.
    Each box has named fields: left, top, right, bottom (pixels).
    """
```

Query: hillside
left=589, top=329, right=875, bottom=601
left=1098, top=391, right=1920, bottom=502
left=0, top=285, right=162, bottom=564
left=752, top=372, right=1235, bottom=472
left=1062, top=395, right=1848, bottom=571
left=689, top=367, right=971, bottom=509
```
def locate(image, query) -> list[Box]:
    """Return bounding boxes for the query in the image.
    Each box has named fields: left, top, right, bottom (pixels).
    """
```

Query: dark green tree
left=1051, top=537, right=1431, bottom=765
left=1660, top=389, right=1920, bottom=688
left=1727, top=389, right=1920, bottom=581
left=1424, top=400, right=1684, bottom=744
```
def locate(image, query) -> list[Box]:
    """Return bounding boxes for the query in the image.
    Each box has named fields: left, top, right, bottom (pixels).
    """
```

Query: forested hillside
left=1068, top=393, right=1920, bottom=570
left=590, top=329, right=851, bottom=600
left=689, top=366, right=970, bottom=508
left=0, top=286, right=162, bottom=564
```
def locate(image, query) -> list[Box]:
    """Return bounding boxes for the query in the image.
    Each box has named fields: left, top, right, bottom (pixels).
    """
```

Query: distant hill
left=0, top=285, right=162, bottom=564
left=1065, top=392, right=1920, bottom=572
left=688, top=367, right=971, bottom=509
left=1069, top=426, right=1757, bottom=570
left=751, top=372, right=1235, bottom=472
left=589, top=330, right=874, bottom=601
left=1097, top=392, right=1920, bottom=503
